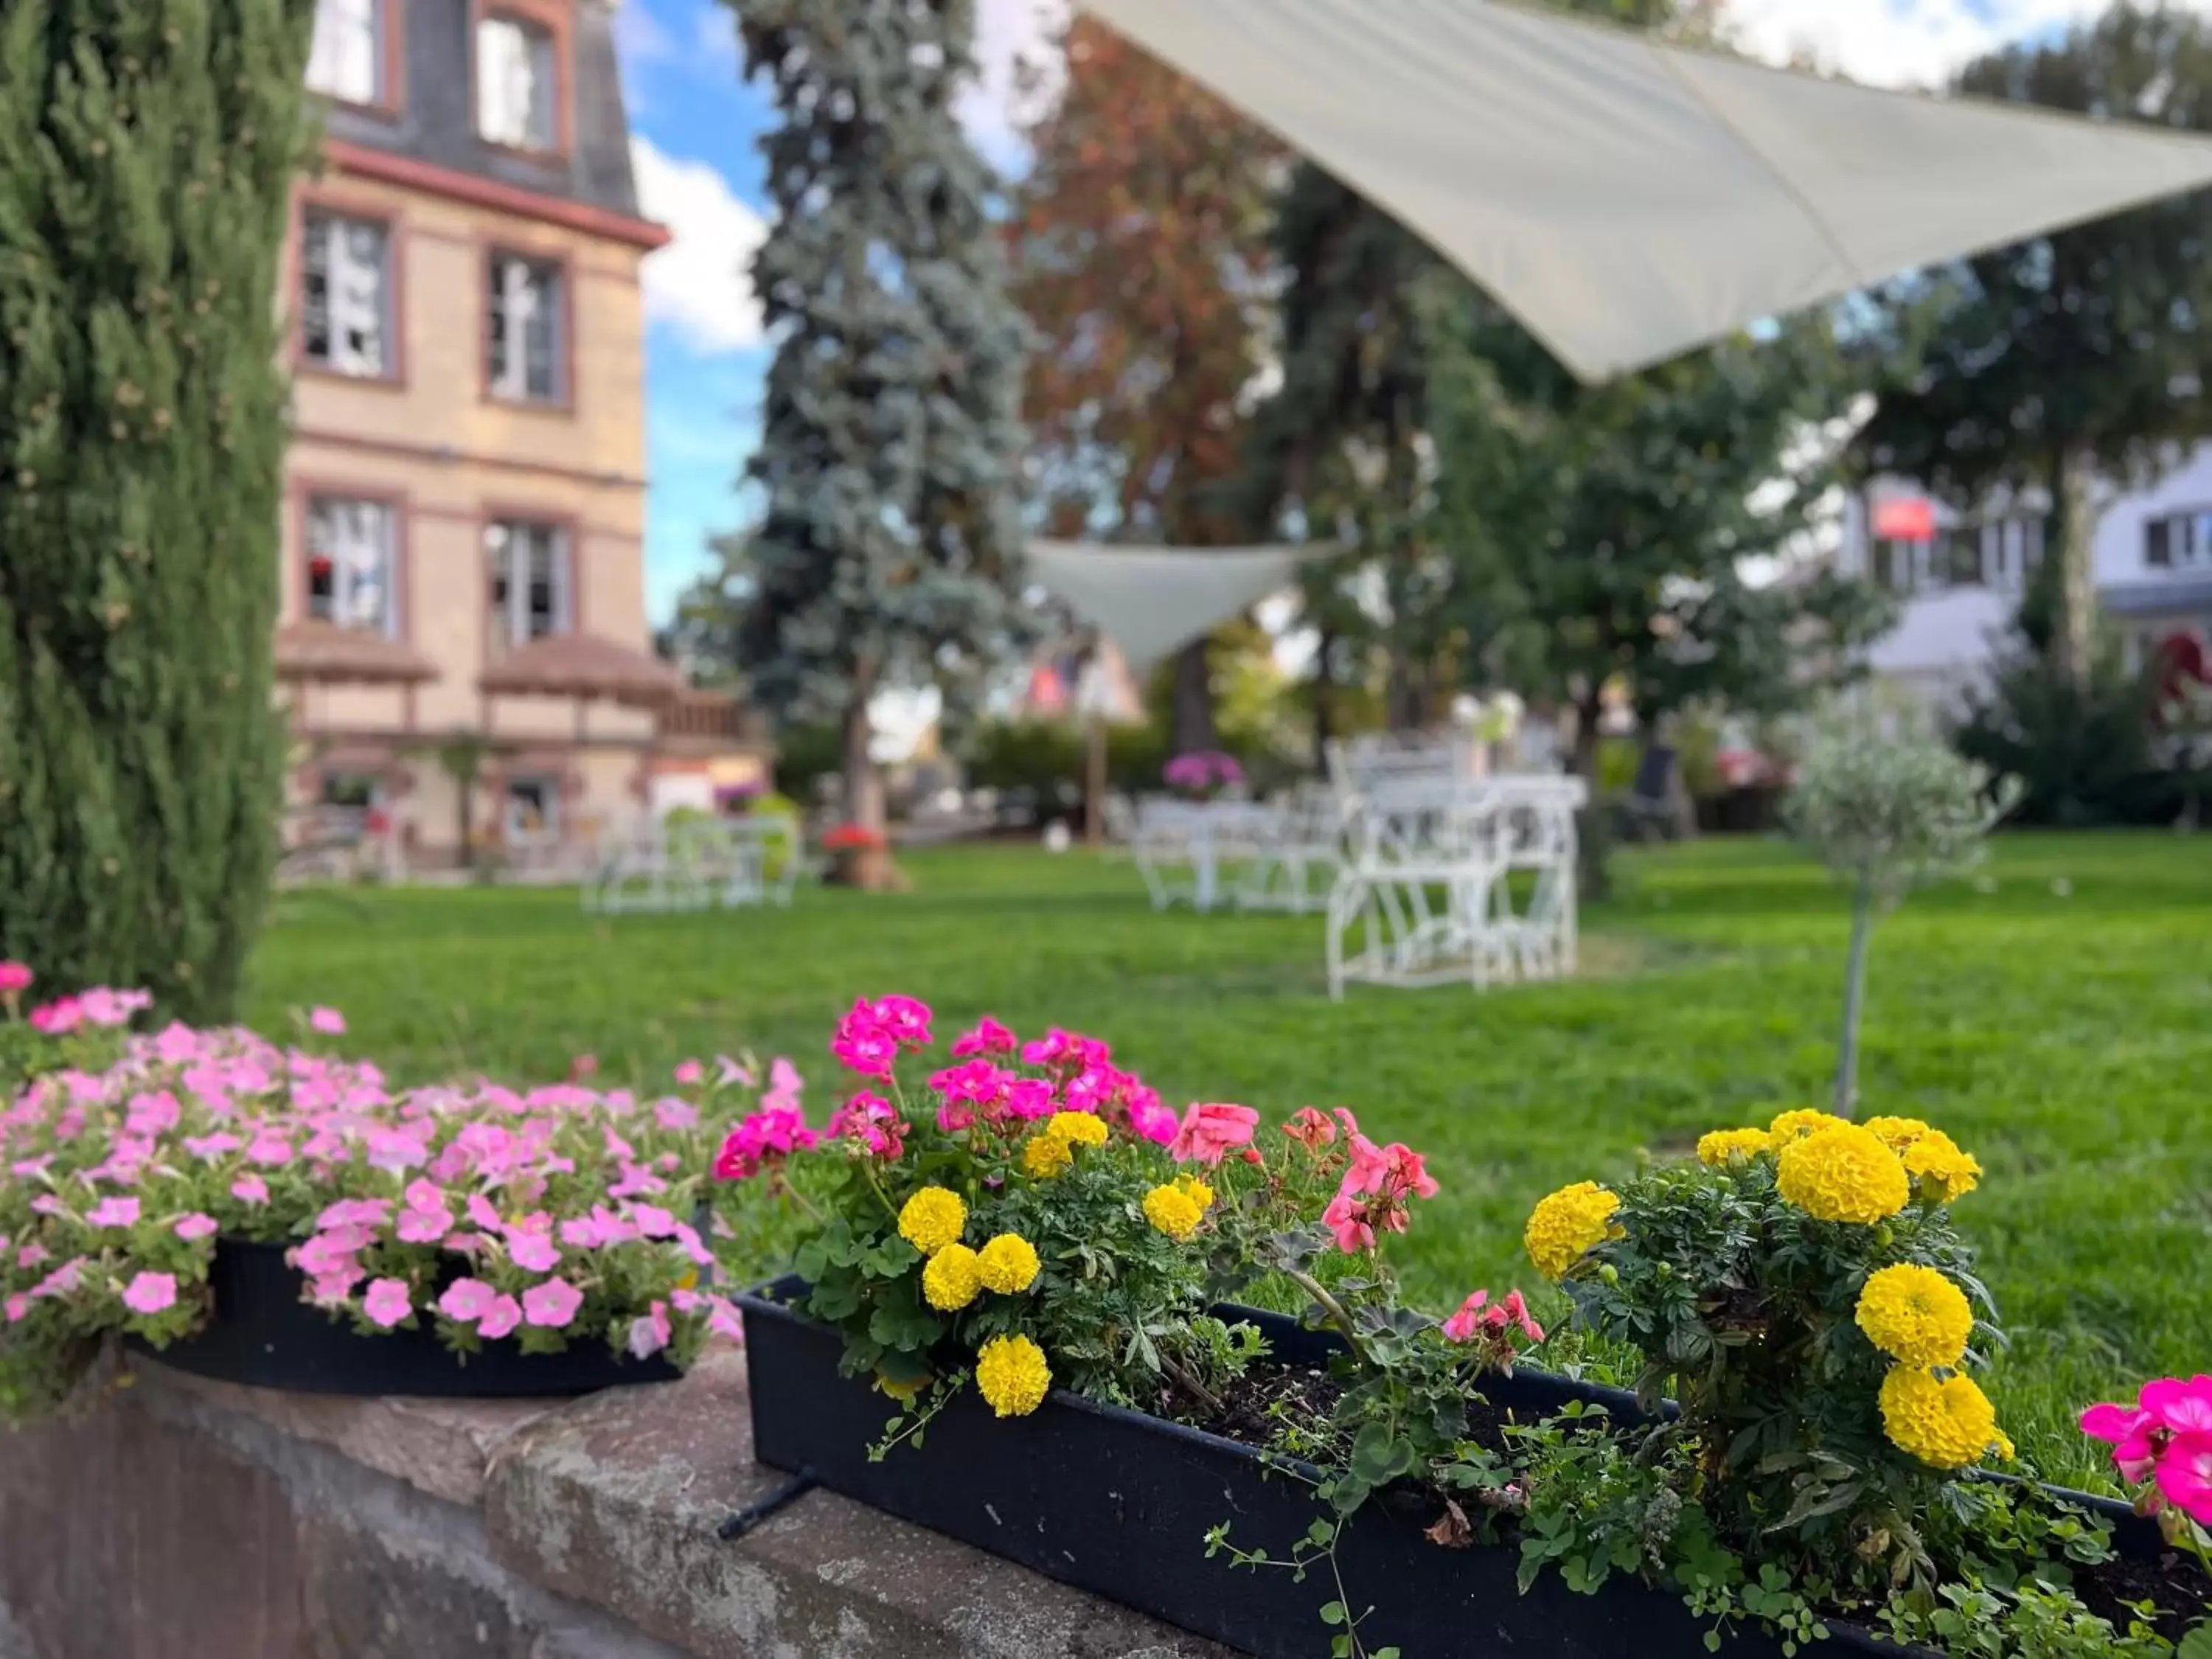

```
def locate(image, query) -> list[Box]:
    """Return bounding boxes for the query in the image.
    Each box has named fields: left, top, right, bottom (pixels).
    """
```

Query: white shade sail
left=1027, top=541, right=1313, bottom=672
left=1079, top=0, right=2212, bottom=383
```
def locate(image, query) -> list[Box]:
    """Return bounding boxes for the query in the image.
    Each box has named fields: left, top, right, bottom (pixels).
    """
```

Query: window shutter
left=2148, top=516, right=2172, bottom=567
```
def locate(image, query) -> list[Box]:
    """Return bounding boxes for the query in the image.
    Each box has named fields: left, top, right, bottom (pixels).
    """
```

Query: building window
left=504, top=776, right=560, bottom=844
left=305, top=495, right=396, bottom=633
left=2146, top=508, right=2212, bottom=568
left=485, top=520, right=569, bottom=653
left=476, top=14, right=557, bottom=150
left=487, top=254, right=564, bottom=403
left=300, top=210, right=394, bottom=377
left=307, top=0, right=384, bottom=105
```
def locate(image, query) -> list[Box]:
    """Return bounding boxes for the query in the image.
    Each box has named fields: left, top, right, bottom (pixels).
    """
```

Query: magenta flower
left=521, top=1278, right=583, bottom=1329
left=437, top=1278, right=498, bottom=1324
left=1001, top=1079, right=1055, bottom=1122
left=1021, top=1027, right=1110, bottom=1071
left=0, top=961, right=32, bottom=996
left=231, top=1174, right=270, bottom=1204
left=2141, top=1375, right=2212, bottom=1436
left=87, top=1196, right=141, bottom=1230
left=30, top=998, right=83, bottom=1034
left=122, top=1272, right=177, bottom=1315
left=825, top=1091, right=905, bottom=1159
left=627, top=1300, right=672, bottom=1359
left=830, top=1003, right=898, bottom=1079
left=478, top=1294, right=524, bottom=1341
left=951, top=1015, right=1016, bottom=1058
left=1169, top=1103, right=1262, bottom=1166
left=362, top=1279, right=413, bottom=1329
left=2157, top=1433, right=2212, bottom=1525
left=712, top=1105, right=818, bottom=1180
left=173, top=1214, right=218, bottom=1242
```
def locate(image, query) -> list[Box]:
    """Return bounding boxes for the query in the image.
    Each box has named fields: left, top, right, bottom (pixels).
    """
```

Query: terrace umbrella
left=1079, top=0, right=2212, bottom=383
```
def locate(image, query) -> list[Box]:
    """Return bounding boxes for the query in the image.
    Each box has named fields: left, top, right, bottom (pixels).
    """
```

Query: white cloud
left=631, top=136, right=768, bottom=355
left=959, top=0, right=1068, bottom=171
left=1722, top=0, right=2212, bottom=87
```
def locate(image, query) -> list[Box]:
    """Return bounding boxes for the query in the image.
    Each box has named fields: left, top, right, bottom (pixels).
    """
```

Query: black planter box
left=129, top=1237, right=681, bottom=1398
left=738, top=1278, right=2157, bottom=1659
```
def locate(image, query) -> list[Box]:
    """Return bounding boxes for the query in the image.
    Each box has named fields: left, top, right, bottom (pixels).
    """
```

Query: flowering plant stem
left=1281, top=1265, right=1374, bottom=1368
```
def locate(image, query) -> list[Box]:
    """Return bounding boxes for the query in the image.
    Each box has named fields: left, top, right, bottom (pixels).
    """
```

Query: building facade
left=1838, top=451, right=2212, bottom=708
left=277, top=0, right=758, bottom=865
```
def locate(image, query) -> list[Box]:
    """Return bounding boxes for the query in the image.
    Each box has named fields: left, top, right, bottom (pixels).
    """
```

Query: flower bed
left=712, top=1001, right=2212, bottom=1659
left=1, top=970, right=752, bottom=1413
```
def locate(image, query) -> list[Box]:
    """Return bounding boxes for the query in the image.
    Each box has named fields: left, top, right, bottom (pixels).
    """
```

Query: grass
left=245, top=832, right=2212, bottom=1489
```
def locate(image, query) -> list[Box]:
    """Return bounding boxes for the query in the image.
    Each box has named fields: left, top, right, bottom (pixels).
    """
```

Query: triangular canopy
left=1079, top=0, right=2212, bottom=382
left=1027, top=541, right=1312, bottom=672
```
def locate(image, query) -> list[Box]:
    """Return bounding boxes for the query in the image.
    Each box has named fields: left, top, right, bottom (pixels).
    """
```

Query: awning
left=478, top=633, right=684, bottom=706
left=1026, top=541, right=1314, bottom=672
left=274, top=619, right=439, bottom=686
left=1079, top=0, right=2212, bottom=381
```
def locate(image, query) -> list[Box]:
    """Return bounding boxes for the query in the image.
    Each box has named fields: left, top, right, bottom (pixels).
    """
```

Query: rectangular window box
left=736, top=1278, right=2161, bottom=1659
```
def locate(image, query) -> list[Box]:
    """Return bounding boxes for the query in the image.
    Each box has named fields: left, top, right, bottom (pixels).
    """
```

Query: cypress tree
left=0, top=0, right=315, bottom=1018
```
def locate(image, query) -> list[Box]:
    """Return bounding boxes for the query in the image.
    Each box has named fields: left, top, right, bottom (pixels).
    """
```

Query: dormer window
left=307, top=0, right=386, bottom=105
left=477, top=13, right=558, bottom=150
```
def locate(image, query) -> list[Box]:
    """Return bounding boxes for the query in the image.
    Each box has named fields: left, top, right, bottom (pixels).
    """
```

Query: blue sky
left=614, top=0, right=2194, bottom=624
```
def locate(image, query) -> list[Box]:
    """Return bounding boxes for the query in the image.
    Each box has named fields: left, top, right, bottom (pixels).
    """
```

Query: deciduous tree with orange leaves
left=1010, top=18, right=1282, bottom=754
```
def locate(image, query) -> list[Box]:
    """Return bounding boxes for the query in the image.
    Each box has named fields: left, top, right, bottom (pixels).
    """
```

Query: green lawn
left=245, top=832, right=2212, bottom=1489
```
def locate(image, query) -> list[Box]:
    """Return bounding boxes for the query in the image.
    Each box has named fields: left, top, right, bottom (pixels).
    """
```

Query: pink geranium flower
left=2141, top=1375, right=2212, bottom=1436
left=308, top=1007, right=347, bottom=1035
left=362, top=1279, right=412, bottom=1329
left=173, top=1214, right=219, bottom=1242
left=1169, top=1102, right=1261, bottom=1166
left=830, top=1003, right=899, bottom=1078
left=869, top=995, right=933, bottom=1048
left=2157, top=1432, right=2212, bottom=1525
left=1282, top=1107, right=1338, bottom=1152
left=0, top=961, right=32, bottom=996
left=1022, top=1027, right=1110, bottom=1072
left=122, top=1272, right=176, bottom=1315
left=712, top=1105, right=817, bottom=1180
left=952, top=1016, right=1016, bottom=1058
left=478, top=1294, right=524, bottom=1341
left=824, top=1091, right=905, bottom=1159
left=438, top=1279, right=498, bottom=1324
left=522, top=1278, right=583, bottom=1329
left=87, top=1196, right=141, bottom=1230
left=627, top=1299, right=672, bottom=1359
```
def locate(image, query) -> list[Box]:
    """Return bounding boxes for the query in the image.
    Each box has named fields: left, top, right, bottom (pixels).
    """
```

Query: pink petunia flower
left=173, top=1214, right=219, bottom=1242
left=231, top=1174, right=270, bottom=1205
left=87, top=1196, right=142, bottom=1230
left=478, top=1295, right=524, bottom=1341
left=183, top=1131, right=242, bottom=1161
left=952, top=1015, right=1016, bottom=1058
left=437, top=1279, right=498, bottom=1324
left=307, top=1006, right=347, bottom=1035
left=706, top=1295, right=744, bottom=1341
left=521, top=1278, right=583, bottom=1329
left=4, top=1293, right=29, bottom=1324
left=654, top=1099, right=700, bottom=1133
left=246, top=1133, right=294, bottom=1167
left=627, top=1300, right=672, bottom=1359
left=361, top=1279, right=412, bottom=1329
left=122, top=1272, right=177, bottom=1315
left=0, top=961, right=32, bottom=996
left=16, top=1243, right=49, bottom=1269
left=673, top=1060, right=705, bottom=1086
left=508, top=1234, right=562, bottom=1273
left=1169, top=1102, right=1261, bottom=1166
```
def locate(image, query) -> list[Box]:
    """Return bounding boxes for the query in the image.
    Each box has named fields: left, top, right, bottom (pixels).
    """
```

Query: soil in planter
left=1155, top=1355, right=2211, bottom=1647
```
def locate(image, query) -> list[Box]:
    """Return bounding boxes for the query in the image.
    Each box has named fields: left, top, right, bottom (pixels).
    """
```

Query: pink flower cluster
left=1163, top=751, right=1244, bottom=794
left=1441, top=1287, right=1543, bottom=1346
left=26, top=987, right=150, bottom=1036
left=1319, top=1112, right=1440, bottom=1253
left=831, top=996, right=933, bottom=1079
left=3, top=997, right=754, bottom=1360
left=2082, top=1374, right=2212, bottom=1526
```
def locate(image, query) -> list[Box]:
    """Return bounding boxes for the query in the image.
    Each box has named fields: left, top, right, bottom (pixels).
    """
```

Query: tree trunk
left=1570, top=692, right=1612, bottom=903
left=1569, top=694, right=1604, bottom=785
left=836, top=695, right=898, bottom=892
left=1833, top=873, right=1876, bottom=1119
left=456, top=768, right=476, bottom=872
left=1310, top=627, right=1338, bottom=776
left=1169, top=636, right=1217, bottom=757
left=1083, top=713, right=1107, bottom=846
left=2048, top=445, right=2100, bottom=691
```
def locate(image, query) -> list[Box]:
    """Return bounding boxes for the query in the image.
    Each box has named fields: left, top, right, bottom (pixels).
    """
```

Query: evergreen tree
left=1854, top=4, right=2212, bottom=690
left=0, top=0, right=314, bottom=1018
left=721, top=0, right=1029, bottom=885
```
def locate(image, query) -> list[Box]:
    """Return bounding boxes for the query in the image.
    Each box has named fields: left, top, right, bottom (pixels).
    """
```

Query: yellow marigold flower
left=1523, top=1180, right=1621, bottom=1280
left=1993, top=1430, right=2017, bottom=1462
left=1174, top=1173, right=1214, bottom=1209
left=1775, top=1124, right=1909, bottom=1224
left=1879, top=1365, right=2002, bottom=1469
left=1864, top=1116, right=1930, bottom=1153
left=1696, top=1128, right=1771, bottom=1166
left=1902, top=1129, right=1982, bottom=1203
left=1046, top=1110, right=1108, bottom=1149
left=897, top=1186, right=967, bottom=1256
left=1769, top=1108, right=1851, bottom=1144
left=1021, top=1134, right=1073, bottom=1179
left=921, top=1242, right=982, bottom=1311
left=975, top=1333, right=1052, bottom=1417
left=1855, top=1264, right=1974, bottom=1368
left=1142, top=1182, right=1205, bottom=1241
left=975, top=1233, right=1041, bottom=1295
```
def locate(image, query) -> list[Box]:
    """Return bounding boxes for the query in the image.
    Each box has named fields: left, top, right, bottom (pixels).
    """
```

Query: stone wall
left=0, top=1349, right=1230, bottom=1659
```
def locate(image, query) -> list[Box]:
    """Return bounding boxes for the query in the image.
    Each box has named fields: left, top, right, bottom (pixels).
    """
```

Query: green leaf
left=1319, top=1601, right=1346, bottom=1627
left=2177, top=1624, right=2212, bottom=1659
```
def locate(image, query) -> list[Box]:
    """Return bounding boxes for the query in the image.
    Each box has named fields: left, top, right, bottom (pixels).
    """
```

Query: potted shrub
left=0, top=969, right=755, bottom=1414
left=717, top=1001, right=2208, bottom=1658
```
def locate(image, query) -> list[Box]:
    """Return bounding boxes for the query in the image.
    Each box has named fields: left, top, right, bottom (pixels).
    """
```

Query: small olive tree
left=1784, top=702, right=2021, bottom=1117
